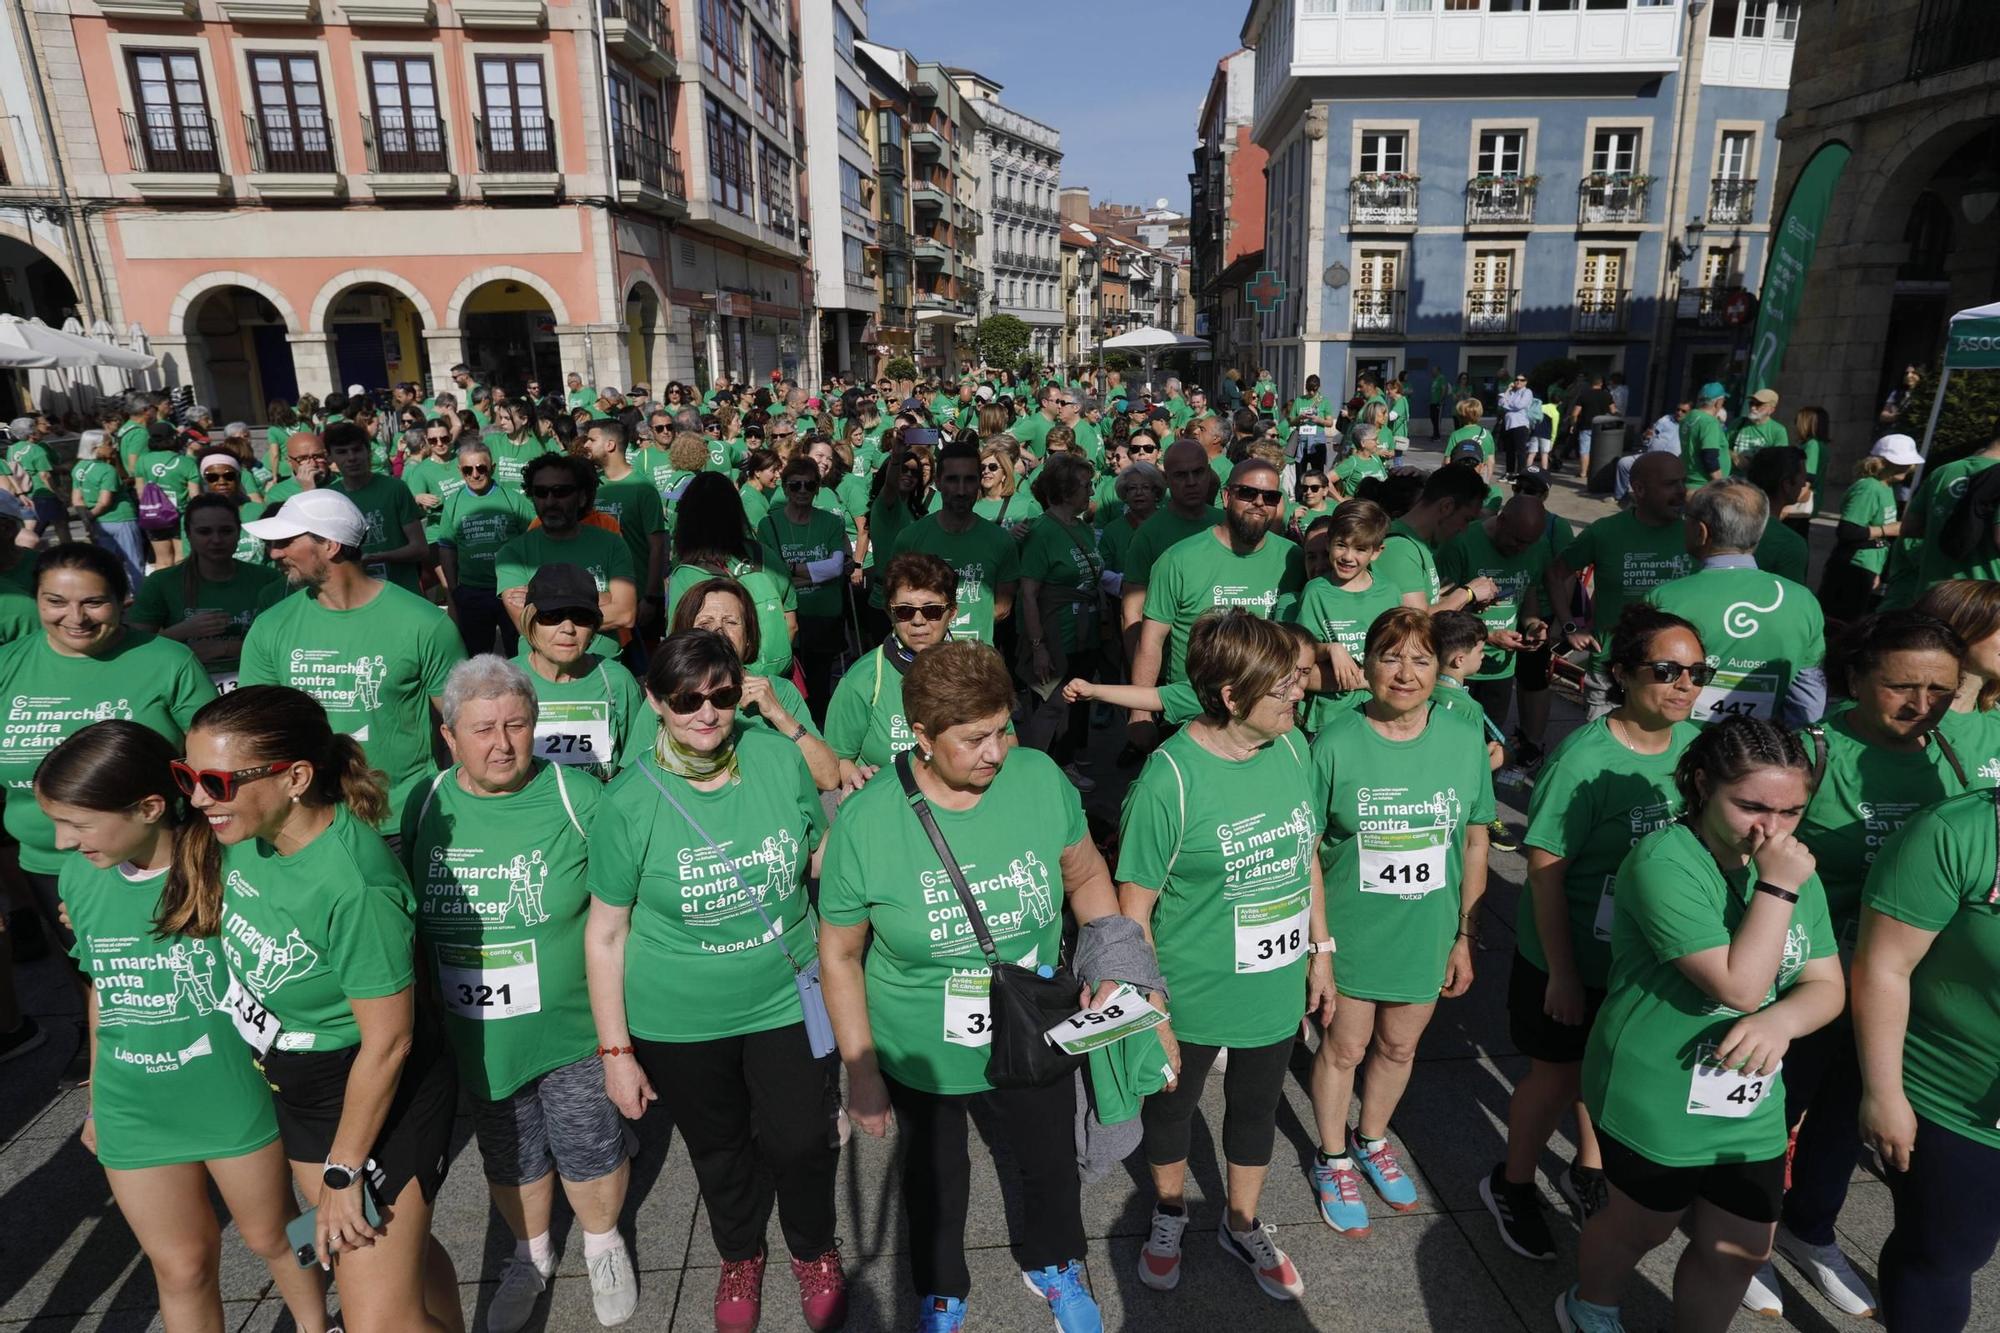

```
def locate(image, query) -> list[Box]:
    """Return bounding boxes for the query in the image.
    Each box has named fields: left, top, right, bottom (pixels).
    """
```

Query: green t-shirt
left=116, top=421, right=150, bottom=470
left=1558, top=511, right=1694, bottom=670
left=1682, top=410, right=1731, bottom=488
left=71, top=458, right=135, bottom=524
left=1753, top=517, right=1810, bottom=585
left=824, top=644, right=919, bottom=769
left=972, top=491, right=1044, bottom=531
left=1914, top=454, right=2000, bottom=591
left=496, top=525, right=635, bottom=660
left=1864, top=791, right=2000, bottom=1149
left=402, top=761, right=601, bottom=1099
left=237, top=583, right=465, bottom=829
left=594, top=474, right=667, bottom=587
left=231, top=500, right=270, bottom=566
left=518, top=652, right=647, bottom=781
left=1582, top=822, right=1835, bottom=1166
left=0, top=632, right=214, bottom=872
left=588, top=732, right=825, bottom=1042
left=665, top=549, right=797, bottom=678
left=865, top=487, right=935, bottom=604
left=1796, top=713, right=1968, bottom=939
left=63, top=858, right=277, bottom=1169
left=1836, top=475, right=1897, bottom=577
left=135, top=450, right=197, bottom=508
left=889, top=515, right=1020, bottom=647
left=8, top=439, right=54, bottom=498
left=1438, top=520, right=1553, bottom=681
left=819, top=748, right=1084, bottom=1095
left=1121, top=507, right=1222, bottom=591
left=1016, top=515, right=1104, bottom=655
left=266, top=425, right=294, bottom=478
left=1310, top=698, right=1496, bottom=1002
left=1387, top=396, right=1410, bottom=444
left=1288, top=395, right=1331, bottom=428
left=759, top=506, right=849, bottom=620
left=1141, top=528, right=1305, bottom=684
left=1012, top=412, right=1055, bottom=457
left=1730, top=417, right=1789, bottom=457
left=401, top=457, right=464, bottom=537
left=1447, top=424, right=1496, bottom=459
left=739, top=482, right=773, bottom=531
left=129, top=561, right=285, bottom=683
left=1098, top=513, right=1148, bottom=576
left=1647, top=566, right=1824, bottom=727
left=330, top=473, right=424, bottom=593
left=1373, top=520, right=1440, bottom=605
left=1333, top=452, right=1388, bottom=496
left=217, top=805, right=418, bottom=1054
left=1294, top=574, right=1405, bottom=727
left=1519, top=717, right=1700, bottom=988
left=706, top=437, right=749, bottom=474
left=488, top=435, right=555, bottom=491
left=633, top=447, right=686, bottom=501
left=1939, top=707, right=2000, bottom=790
left=1117, top=728, right=1320, bottom=1047
left=438, top=484, right=535, bottom=591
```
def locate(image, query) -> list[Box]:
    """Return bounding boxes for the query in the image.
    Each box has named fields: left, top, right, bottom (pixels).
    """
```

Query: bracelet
left=597, top=1044, right=634, bottom=1058
left=787, top=722, right=808, bottom=742
left=1457, top=931, right=1479, bottom=942
left=1754, top=880, right=1800, bottom=905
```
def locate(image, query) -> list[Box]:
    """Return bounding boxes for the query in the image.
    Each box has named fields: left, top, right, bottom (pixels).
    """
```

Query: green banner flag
left=1745, top=142, right=1851, bottom=397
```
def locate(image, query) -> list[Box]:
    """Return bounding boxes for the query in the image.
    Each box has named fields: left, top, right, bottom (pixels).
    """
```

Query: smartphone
left=903, top=427, right=940, bottom=446
left=288, top=1185, right=384, bottom=1267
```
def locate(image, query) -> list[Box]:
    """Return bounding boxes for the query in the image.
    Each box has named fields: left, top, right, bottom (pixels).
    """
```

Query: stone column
left=286, top=333, right=335, bottom=399
left=423, top=329, right=466, bottom=400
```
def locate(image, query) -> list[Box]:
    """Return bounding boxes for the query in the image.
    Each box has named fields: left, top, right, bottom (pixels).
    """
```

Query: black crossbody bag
left=894, top=751, right=1083, bottom=1088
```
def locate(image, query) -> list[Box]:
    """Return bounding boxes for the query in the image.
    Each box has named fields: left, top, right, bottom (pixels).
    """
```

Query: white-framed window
left=1477, top=129, right=1526, bottom=176
left=1717, top=130, right=1753, bottom=180
left=1701, top=245, right=1740, bottom=289
left=1591, top=127, right=1641, bottom=174
left=1360, top=130, right=1406, bottom=174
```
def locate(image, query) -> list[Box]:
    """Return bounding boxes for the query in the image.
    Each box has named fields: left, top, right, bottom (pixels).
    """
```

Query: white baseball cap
left=346, top=384, right=367, bottom=398
left=1870, top=433, right=1923, bottom=467
left=242, top=488, right=368, bottom=547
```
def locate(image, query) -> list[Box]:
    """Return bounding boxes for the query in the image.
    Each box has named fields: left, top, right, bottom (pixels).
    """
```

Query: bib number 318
left=1234, top=890, right=1310, bottom=973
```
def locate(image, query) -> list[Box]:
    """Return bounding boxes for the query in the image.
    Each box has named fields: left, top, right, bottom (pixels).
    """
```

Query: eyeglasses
left=1640, top=660, right=1717, bottom=686
left=890, top=602, right=950, bottom=623
left=783, top=479, right=818, bottom=492
left=1267, top=666, right=1308, bottom=700
left=980, top=462, right=1003, bottom=474
left=531, top=608, right=600, bottom=629
left=170, top=759, right=296, bottom=802
left=527, top=484, right=579, bottom=500
left=1301, top=484, right=1325, bottom=493
left=289, top=452, right=329, bottom=466
left=664, top=683, right=743, bottom=714
left=202, top=470, right=237, bottom=481
left=1129, top=443, right=1159, bottom=455
left=426, top=433, right=450, bottom=443
left=461, top=464, right=492, bottom=476
left=1230, top=484, right=1283, bottom=507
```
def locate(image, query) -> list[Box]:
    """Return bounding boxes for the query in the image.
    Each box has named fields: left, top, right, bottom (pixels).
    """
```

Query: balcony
left=339, top=0, right=433, bottom=21
left=1578, top=172, right=1649, bottom=226
left=614, top=120, right=686, bottom=214
left=764, top=198, right=795, bottom=238
left=474, top=114, right=559, bottom=197
left=912, top=181, right=948, bottom=212
left=1908, top=0, right=2000, bottom=79
left=245, top=110, right=342, bottom=198
left=1352, top=287, right=1405, bottom=336
left=878, top=221, right=909, bottom=253
left=1349, top=173, right=1418, bottom=227
left=1678, top=284, right=1755, bottom=330
left=1707, top=177, right=1757, bottom=226
left=1464, top=288, right=1519, bottom=337
left=362, top=112, right=451, bottom=197
left=120, top=108, right=228, bottom=199
left=909, top=71, right=938, bottom=100
left=879, top=301, right=914, bottom=329
left=218, top=0, right=316, bottom=20
left=603, top=0, right=675, bottom=77
left=96, top=0, right=195, bottom=14
left=909, top=127, right=944, bottom=157
left=1573, top=287, right=1630, bottom=336
left=454, top=0, right=546, bottom=25
left=913, top=234, right=949, bottom=265
left=1465, top=175, right=1536, bottom=227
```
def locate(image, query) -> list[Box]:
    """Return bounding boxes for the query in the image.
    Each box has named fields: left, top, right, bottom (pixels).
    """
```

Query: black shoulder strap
left=894, top=750, right=1000, bottom=966
left=1989, top=786, right=2000, bottom=907
left=1927, top=725, right=1970, bottom=790
left=1806, top=724, right=1828, bottom=791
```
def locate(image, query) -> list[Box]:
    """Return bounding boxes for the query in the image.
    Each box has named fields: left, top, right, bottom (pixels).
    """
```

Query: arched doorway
left=327, top=283, right=429, bottom=393
left=190, top=286, right=297, bottom=424
left=462, top=279, right=559, bottom=394
left=0, top=232, right=82, bottom=417
left=625, top=282, right=660, bottom=388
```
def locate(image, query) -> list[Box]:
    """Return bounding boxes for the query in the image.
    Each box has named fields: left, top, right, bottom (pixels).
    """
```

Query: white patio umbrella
left=0, top=316, right=156, bottom=370
left=1098, top=325, right=1209, bottom=396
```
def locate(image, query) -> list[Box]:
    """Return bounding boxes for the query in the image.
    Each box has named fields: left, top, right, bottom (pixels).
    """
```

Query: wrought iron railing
left=122, top=106, right=220, bottom=173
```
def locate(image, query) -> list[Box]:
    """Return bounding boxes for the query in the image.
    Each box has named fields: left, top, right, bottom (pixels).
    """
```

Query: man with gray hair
left=1682, top=380, right=1733, bottom=491
left=117, top=391, right=154, bottom=469
left=1645, top=476, right=1825, bottom=727
left=6, top=413, right=58, bottom=538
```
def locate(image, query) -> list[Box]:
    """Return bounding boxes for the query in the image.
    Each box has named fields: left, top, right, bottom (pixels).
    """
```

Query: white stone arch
left=622, top=269, right=667, bottom=310
left=306, top=268, right=440, bottom=332
left=444, top=265, right=571, bottom=329
left=167, top=271, right=302, bottom=337
left=0, top=219, right=84, bottom=309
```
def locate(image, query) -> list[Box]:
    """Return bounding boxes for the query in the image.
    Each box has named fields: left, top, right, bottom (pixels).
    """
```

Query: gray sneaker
left=1773, top=1224, right=1876, bottom=1317
left=485, top=1256, right=549, bottom=1333
left=587, top=1243, right=639, bottom=1327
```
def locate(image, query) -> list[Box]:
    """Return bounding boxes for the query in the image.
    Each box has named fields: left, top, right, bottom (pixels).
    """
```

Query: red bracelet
left=597, top=1045, right=634, bottom=1058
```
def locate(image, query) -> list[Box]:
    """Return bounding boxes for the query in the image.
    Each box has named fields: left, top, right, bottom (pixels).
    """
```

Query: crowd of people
left=0, top=357, right=1995, bottom=1333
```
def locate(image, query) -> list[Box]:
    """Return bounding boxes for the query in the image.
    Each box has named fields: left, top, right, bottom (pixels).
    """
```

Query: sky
left=864, top=0, right=1249, bottom=208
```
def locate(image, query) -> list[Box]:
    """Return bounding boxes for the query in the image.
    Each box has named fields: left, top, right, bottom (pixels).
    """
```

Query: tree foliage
left=881, top=356, right=918, bottom=382
left=1899, top=369, right=2000, bottom=469
left=974, top=314, right=1031, bottom=369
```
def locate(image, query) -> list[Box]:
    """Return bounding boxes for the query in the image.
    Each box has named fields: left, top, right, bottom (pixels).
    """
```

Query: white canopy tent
left=1917, top=300, right=2000, bottom=462
left=1097, top=325, right=1209, bottom=395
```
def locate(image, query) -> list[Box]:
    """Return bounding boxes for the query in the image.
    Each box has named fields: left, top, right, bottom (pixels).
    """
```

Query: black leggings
left=1050, top=648, right=1101, bottom=767
left=1141, top=1035, right=1294, bottom=1169
left=793, top=613, right=845, bottom=728
left=1776, top=1018, right=1863, bottom=1246
left=884, top=1073, right=1084, bottom=1298
left=1881, top=1112, right=2000, bottom=1332
left=634, top=1024, right=840, bottom=1263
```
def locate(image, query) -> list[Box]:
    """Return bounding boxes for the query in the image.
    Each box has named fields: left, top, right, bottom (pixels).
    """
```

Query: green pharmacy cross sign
left=1246, top=269, right=1288, bottom=315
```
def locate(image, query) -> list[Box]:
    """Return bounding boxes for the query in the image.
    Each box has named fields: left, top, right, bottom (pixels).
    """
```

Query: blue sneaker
left=1554, top=1285, right=1626, bottom=1333
left=1022, top=1262, right=1102, bottom=1332
left=1349, top=1129, right=1419, bottom=1211
left=915, top=1294, right=967, bottom=1332
left=1312, top=1154, right=1371, bottom=1234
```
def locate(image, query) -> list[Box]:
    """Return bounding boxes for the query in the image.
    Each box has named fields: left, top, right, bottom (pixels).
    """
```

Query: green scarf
left=652, top=725, right=740, bottom=785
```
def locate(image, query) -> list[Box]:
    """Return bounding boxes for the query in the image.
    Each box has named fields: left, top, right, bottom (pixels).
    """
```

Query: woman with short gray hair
left=400, top=653, right=638, bottom=1332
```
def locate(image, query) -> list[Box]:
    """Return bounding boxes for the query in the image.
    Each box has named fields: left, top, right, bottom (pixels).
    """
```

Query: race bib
left=436, top=940, right=542, bottom=1020
left=1359, top=825, right=1448, bottom=896
left=1594, top=875, right=1617, bottom=942
left=1686, top=1041, right=1780, bottom=1119
left=1044, top=983, right=1167, bottom=1055
left=942, top=970, right=991, bottom=1048
left=209, top=671, right=241, bottom=694
left=1696, top=669, right=1778, bottom=723
left=534, top=700, right=614, bottom=767
left=1234, top=888, right=1310, bottom=973
left=222, top=973, right=280, bottom=1055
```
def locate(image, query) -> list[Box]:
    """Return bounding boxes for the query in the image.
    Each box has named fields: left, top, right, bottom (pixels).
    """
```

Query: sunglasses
left=1302, top=483, right=1325, bottom=493
left=1230, top=484, right=1283, bottom=507
left=426, top=434, right=450, bottom=443
left=170, top=759, right=296, bottom=802
left=980, top=462, right=1003, bottom=474
left=891, top=602, right=950, bottom=623
left=783, top=479, right=818, bottom=492
left=1641, top=660, right=1716, bottom=686
left=664, top=684, right=743, bottom=714
left=461, top=464, right=492, bottom=476
left=531, top=607, right=600, bottom=629
left=203, top=470, right=237, bottom=481
left=527, top=484, right=579, bottom=500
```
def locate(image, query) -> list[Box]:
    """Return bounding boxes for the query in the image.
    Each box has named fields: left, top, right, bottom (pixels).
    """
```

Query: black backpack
left=1936, top=461, right=2000, bottom=562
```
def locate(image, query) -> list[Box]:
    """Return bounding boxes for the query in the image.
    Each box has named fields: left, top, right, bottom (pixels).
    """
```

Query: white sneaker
left=587, top=1242, right=639, bottom=1327
left=1774, top=1224, right=1876, bottom=1317
left=486, top=1256, right=551, bottom=1333
left=1137, top=1205, right=1187, bottom=1291
left=1740, top=1261, right=1783, bottom=1318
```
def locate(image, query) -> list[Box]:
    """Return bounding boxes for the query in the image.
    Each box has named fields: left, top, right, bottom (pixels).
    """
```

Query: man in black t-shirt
left=1567, top=374, right=1616, bottom=478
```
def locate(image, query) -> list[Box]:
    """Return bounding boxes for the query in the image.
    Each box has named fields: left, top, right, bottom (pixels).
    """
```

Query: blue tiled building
left=1237, top=0, right=1798, bottom=423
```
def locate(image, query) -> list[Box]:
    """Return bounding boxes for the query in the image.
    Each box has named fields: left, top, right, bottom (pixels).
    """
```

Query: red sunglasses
left=170, top=760, right=297, bottom=801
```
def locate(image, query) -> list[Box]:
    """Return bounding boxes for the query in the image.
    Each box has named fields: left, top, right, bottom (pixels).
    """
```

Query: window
left=1581, top=248, right=1624, bottom=293
left=839, top=159, right=865, bottom=211
left=837, top=86, right=864, bottom=142
left=752, top=33, right=786, bottom=128
left=699, top=0, right=747, bottom=98
left=478, top=57, right=552, bottom=170
left=1470, top=249, right=1512, bottom=292
left=126, top=49, right=217, bottom=172
left=832, top=7, right=858, bottom=60
left=1772, top=1, right=1800, bottom=39
left=758, top=138, right=793, bottom=232
left=245, top=53, right=332, bottom=172
left=1357, top=248, right=1400, bottom=291
left=1717, top=130, right=1753, bottom=180
left=1591, top=127, right=1641, bottom=174
left=844, top=234, right=865, bottom=276
left=1701, top=245, right=1740, bottom=289
left=1477, top=129, right=1526, bottom=176
left=704, top=95, right=751, bottom=213
left=368, top=56, right=443, bottom=172
left=1359, top=131, right=1406, bottom=174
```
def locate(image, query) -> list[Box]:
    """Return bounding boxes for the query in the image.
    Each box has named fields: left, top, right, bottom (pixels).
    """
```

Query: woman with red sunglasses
left=183, top=685, right=463, bottom=1333
left=823, top=551, right=959, bottom=796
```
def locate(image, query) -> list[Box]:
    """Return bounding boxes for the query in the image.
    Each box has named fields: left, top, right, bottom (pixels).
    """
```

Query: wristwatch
left=1307, top=940, right=1337, bottom=956
left=1561, top=620, right=1581, bottom=637
left=323, top=1159, right=362, bottom=1191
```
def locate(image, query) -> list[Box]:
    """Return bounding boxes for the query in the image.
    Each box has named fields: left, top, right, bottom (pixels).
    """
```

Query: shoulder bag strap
left=1806, top=724, right=1829, bottom=792
left=1990, top=786, right=2000, bottom=907
left=1927, top=725, right=1970, bottom=790
left=634, top=760, right=808, bottom=976
left=893, top=750, right=1001, bottom=967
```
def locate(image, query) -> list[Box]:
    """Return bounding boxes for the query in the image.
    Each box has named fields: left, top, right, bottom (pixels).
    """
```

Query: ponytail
left=188, top=685, right=389, bottom=825
left=1673, top=715, right=1812, bottom=825
left=164, top=805, right=222, bottom=938
left=325, top=733, right=389, bottom=825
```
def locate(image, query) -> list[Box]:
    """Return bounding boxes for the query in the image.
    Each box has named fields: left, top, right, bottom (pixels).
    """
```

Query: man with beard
left=887, top=441, right=1017, bottom=645
left=1119, top=441, right=1225, bottom=658
left=261, top=431, right=332, bottom=506
left=326, top=420, right=429, bottom=594
left=493, top=452, right=636, bottom=660
left=1132, top=457, right=1306, bottom=697
left=237, top=488, right=464, bottom=828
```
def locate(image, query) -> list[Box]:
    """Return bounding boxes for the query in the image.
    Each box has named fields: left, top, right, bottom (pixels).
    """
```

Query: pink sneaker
left=789, top=1248, right=849, bottom=1331
left=714, top=1252, right=766, bottom=1333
